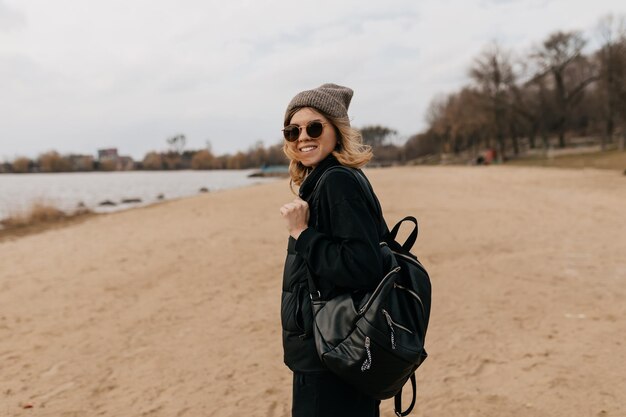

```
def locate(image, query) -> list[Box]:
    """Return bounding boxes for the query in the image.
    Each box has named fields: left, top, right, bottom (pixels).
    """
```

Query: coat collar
left=298, top=154, right=341, bottom=200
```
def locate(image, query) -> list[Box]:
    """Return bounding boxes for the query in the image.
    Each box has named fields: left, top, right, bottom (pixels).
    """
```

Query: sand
left=1, top=165, right=625, bottom=417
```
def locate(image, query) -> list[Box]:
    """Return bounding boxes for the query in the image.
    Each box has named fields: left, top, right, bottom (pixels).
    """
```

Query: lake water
left=0, top=170, right=280, bottom=220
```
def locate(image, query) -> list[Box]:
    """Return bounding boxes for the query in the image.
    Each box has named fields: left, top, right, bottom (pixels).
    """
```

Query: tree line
left=0, top=141, right=290, bottom=173
left=417, top=14, right=626, bottom=161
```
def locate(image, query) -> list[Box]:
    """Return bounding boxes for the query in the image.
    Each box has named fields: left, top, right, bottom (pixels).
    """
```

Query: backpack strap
left=306, top=166, right=386, bottom=300
left=394, top=373, right=417, bottom=417
left=388, top=216, right=419, bottom=252
left=312, top=165, right=386, bottom=237
left=319, top=167, right=419, bottom=252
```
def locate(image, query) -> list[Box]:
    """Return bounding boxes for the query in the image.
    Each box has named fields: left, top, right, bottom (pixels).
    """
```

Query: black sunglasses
left=282, top=120, right=328, bottom=142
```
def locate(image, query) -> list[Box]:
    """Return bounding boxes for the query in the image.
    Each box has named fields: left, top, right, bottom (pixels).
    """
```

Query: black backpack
left=308, top=166, right=431, bottom=417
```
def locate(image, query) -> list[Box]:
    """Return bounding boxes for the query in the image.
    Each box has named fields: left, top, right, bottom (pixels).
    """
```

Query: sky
left=1, top=0, right=625, bottom=161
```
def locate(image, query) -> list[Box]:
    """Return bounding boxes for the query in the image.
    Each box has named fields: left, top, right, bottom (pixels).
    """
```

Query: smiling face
left=286, top=107, right=338, bottom=168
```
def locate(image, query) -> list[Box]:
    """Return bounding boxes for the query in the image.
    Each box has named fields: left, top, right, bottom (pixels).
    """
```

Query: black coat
left=281, top=154, right=388, bottom=372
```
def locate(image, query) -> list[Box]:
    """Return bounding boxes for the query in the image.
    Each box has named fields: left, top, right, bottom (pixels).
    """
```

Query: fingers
left=279, top=205, right=299, bottom=217
left=292, top=199, right=308, bottom=212
left=279, top=199, right=308, bottom=217
left=279, top=202, right=296, bottom=217
left=280, top=198, right=310, bottom=237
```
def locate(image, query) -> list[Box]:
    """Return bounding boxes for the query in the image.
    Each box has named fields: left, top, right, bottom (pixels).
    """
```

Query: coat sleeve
left=294, top=170, right=383, bottom=290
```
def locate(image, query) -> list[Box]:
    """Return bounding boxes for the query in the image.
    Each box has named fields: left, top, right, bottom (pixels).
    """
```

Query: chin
left=298, top=150, right=330, bottom=168
left=298, top=155, right=318, bottom=167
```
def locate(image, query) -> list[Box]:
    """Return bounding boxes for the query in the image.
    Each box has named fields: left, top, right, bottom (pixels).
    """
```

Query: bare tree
left=142, top=152, right=164, bottom=170
left=469, top=42, right=515, bottom=158
left=425, top=94, right=453, bottom=154
left=191, top=150, right=215, bottom=169
left=166, top=134, right=186, bottom=154
left=11, top=157, right=32, bottom=173
left=38, top=151, right=72, bottom=172
left=532, top=31, right=599, bottom=148
left=424, top=88, right=490, bottom=157
left=360, top=125, right=398, bottom=147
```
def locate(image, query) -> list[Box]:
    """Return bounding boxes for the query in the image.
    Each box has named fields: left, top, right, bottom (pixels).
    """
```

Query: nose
left=297, top=127, right=312, bottom=142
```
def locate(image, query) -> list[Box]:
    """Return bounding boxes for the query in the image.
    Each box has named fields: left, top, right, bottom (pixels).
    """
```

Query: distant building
left=98, top=148, right=119, bottom=162
left=117, top=156, right=135, bottom=171
left=97, top=148, right=134, bottom=171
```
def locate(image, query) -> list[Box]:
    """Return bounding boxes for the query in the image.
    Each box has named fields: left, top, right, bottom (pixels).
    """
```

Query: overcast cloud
left=1, top=0, right=625, bottom=160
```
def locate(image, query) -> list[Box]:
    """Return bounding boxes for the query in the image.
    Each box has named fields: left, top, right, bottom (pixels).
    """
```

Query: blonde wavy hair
left=283, top=107, right=373, bottom=194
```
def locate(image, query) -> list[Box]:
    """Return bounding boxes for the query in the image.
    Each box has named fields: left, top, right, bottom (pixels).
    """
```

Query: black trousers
left=292, top=371, right=380, bottom=417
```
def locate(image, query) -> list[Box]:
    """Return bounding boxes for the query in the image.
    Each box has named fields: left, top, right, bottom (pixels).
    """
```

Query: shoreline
left=0, top=178, right=284, bottom=242
left=3, top=158, right=623, bottom=238
left=2, top=163, right=623, bottom=243
left=0, top=169, right=279, bottom=222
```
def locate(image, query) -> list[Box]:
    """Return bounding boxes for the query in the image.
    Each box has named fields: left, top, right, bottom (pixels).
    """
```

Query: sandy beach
left=1, top=165, right=625, bottom=417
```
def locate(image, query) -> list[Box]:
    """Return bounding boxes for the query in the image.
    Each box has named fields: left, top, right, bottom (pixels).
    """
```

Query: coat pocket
left=281, top=288, right=301, bottom=333
left=298, top=285, right=314, bottom=336
left=281, top=284, right=314, bottom=337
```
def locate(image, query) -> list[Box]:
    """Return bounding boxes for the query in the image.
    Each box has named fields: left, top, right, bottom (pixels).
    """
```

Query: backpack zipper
left=361, top=336, right=372, bottom=371
left=382, top=308, right=414, bottom=335
left=382, top=309, right=397, bottom=349
left=358, top=266, right=401, bottom=315
left=393, top=282, right=426, bottom=319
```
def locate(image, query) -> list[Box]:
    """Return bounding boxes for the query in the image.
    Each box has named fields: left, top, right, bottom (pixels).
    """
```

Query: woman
left=279, top=83, right=388, bottom=417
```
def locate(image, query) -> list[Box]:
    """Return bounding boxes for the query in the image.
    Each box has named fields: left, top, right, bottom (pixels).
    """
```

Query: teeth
left=300, top=146, right=317, bottom=152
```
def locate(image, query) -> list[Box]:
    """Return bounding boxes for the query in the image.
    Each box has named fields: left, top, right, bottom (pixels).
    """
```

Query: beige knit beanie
left=284, top=83, right=353, bottom=126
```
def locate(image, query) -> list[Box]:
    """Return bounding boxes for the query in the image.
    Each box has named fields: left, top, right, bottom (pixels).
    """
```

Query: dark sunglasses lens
left=306, top=121, right=323, bottom=138
left=283, top=125, right=299, bottom=141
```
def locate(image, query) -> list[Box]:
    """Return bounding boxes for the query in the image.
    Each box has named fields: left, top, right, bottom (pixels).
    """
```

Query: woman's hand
left=279, top=198, right=309, bottom=240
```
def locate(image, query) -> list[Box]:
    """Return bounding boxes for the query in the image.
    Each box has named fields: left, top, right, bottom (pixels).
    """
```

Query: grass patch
left=506, top=149, right=626, bottom=171
left=0, top=202, right=94, bottom=241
